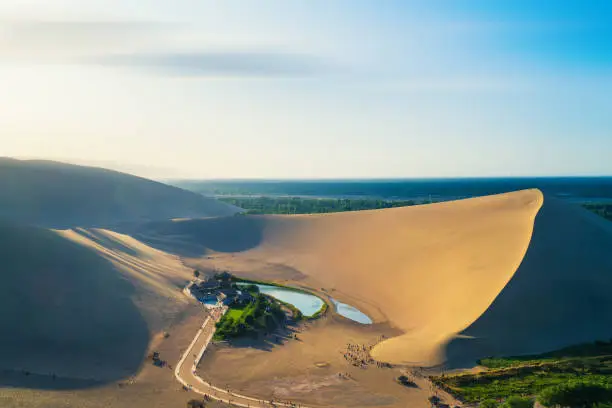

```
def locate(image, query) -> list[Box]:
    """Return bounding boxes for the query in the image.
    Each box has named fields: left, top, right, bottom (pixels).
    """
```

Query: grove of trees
left=214, top=293, right=285, bottom=340
left=221, top=196, right=418, bottom=215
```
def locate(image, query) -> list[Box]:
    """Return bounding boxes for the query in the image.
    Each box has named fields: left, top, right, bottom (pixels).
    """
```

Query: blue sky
left=0, top=1, right=610, bottom=178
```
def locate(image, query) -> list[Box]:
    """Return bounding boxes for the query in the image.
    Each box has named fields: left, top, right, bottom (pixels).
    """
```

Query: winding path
left=173, top=283, right=457, bottom=408
left=174, top=305, right=310, bottom=407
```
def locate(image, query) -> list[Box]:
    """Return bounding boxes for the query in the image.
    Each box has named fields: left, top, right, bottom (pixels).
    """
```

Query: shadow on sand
left=219, top=324, right=303, bottom=353
left=120, top=215, right=267, bottom=257
left=445, top=197, right=612, bottom=369
left=71, top=228, right=141, bottom=257
left=0, top=221, right=150, bottom=390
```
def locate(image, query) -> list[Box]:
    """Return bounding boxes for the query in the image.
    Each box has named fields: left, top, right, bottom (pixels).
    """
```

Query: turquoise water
left=203, top=298, right=218, bottom=306
left=331, top=298, right=373, bottom=324
left=239, top=284, right=324, bottom=317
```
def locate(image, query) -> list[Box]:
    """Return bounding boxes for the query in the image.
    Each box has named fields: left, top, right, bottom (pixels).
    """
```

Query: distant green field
left=220, top=196, right=419, bottom=215
left=432, top=341, right=612, bottom=405
left=583, top=203, right=612, bottom=222
left=220, top=196, right=612, bottom=222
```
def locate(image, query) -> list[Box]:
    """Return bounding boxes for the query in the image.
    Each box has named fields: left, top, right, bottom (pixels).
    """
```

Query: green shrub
left=481, top=399, right=500, bottom=408
left=309, top=302, right=328, bottom=320
left=538, top=381, right=612, bottom=408
left=244, top=284, right=260, bottom=294
left=499, top=396, right=533, bottom=408
left=397, top=375, right=417, bottom=388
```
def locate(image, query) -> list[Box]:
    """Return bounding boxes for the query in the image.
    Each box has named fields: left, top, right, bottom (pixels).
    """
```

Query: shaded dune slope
left=0, top=223, right=192, bottom=388
left=131, top=189, right=552, bottom=366
left=0, top=158, right=239, bottom=228
left=125, top=216, right=267, bottom=257
left=5, top=185, right=609, bottom=390
left=446, top=196, right=612, bottom=368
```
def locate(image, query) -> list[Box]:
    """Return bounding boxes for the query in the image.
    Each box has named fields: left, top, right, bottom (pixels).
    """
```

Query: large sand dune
left=2, top=185, right=611, bottom=393
left=0, top=158, right=239, bottom=228
left=0, top=222, right=193, bottom=386
left=446, top=195, right=612, bottom=367
left=130, top=189, right=612, bottom=366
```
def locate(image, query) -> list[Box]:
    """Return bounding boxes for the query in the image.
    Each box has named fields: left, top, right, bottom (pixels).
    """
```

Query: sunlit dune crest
left=135, top=189, right=612, bottom=367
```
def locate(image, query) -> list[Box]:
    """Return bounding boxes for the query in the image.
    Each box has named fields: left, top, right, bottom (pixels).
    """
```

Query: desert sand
left=3, top=186, right=612, bottom=408
left=0, top=222, right=195, bottom=383
left=198, top=314, right=451, bottom=408
left=0, top=304, right=228, bottom=408
left=137, top=189, right=545, bottom=367
left=137, top=189, right=612, bottom=369
left=0, top=158, right=240, bottom=228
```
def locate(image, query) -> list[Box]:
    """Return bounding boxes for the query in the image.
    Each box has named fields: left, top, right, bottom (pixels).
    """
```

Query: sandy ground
left=0, top=158, right=240, bottom=228
left=197, top=314, right=457, bottom=408
left=154, top=189, right=542, bottom=367
left=4, top=188, right=612, bottom=408
left=0, top=304, right=229, bottom=408
left=0, top=223, right=196, bottom=383
left=58, top=227, right=195, bottom=332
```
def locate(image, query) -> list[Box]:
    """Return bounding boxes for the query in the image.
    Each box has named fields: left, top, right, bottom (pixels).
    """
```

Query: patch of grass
left=432, top=340, right=612, bottom=404
left=309, top=302, right=328, bottom=320
left=225, top=307, right=245, bottom=321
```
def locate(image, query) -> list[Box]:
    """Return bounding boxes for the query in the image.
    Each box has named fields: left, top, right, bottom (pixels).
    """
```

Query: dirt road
left=174, top=306, right=312, bottom=407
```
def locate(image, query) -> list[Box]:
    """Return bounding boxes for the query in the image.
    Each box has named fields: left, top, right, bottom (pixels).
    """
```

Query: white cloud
left=0, top=19, right=332, bottom=77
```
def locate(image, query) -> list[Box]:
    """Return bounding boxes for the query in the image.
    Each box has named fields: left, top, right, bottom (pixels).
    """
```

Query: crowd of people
left=342, top=341, right=393, bottom=369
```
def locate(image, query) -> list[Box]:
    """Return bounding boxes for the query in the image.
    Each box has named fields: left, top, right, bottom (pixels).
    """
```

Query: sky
left=0, top=0, right=610, bottom=179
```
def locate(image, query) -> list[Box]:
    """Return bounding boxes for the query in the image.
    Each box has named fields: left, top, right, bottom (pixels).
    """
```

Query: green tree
left=481, top=399, right=499, bottom=408
left=538, top=381, right=612, bottom=408
left=499, top=396, right=533, bottom=408
left=244, top=284, right=260, bottom=294
left=397, top=375, right=417, bottom=387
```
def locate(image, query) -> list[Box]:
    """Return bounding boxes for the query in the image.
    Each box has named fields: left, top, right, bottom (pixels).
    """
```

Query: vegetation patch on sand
left=309, top=302, right=328, bottom=320
left=213, top=293, right=285, bottom=340
left=431, top=340, right=612, bottom=405
left=478, top=341, right=612, bottom=369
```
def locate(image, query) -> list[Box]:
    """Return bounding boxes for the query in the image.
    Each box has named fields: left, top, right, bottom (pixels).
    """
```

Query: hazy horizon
left=2, top=1, right=611, bottom=179
left=6, top=156, right=612, bottom=181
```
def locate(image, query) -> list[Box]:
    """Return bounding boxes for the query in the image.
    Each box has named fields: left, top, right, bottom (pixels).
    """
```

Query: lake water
left=240, top=284, right=324, bottom=317
left=331, top=298, right=373, bottom=324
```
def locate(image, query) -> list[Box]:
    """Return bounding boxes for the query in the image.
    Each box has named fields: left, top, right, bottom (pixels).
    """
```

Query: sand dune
left=0, top=158, right=239, bottom=228
left=446, top=195, right=612, bottom=367
left=130, top=189, right=542, bottom=365
left=2, top=185, right=610, bottom=394
left=0, top=222, right=192, bottom=385
left=131, top=189, right=612, bottom=366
